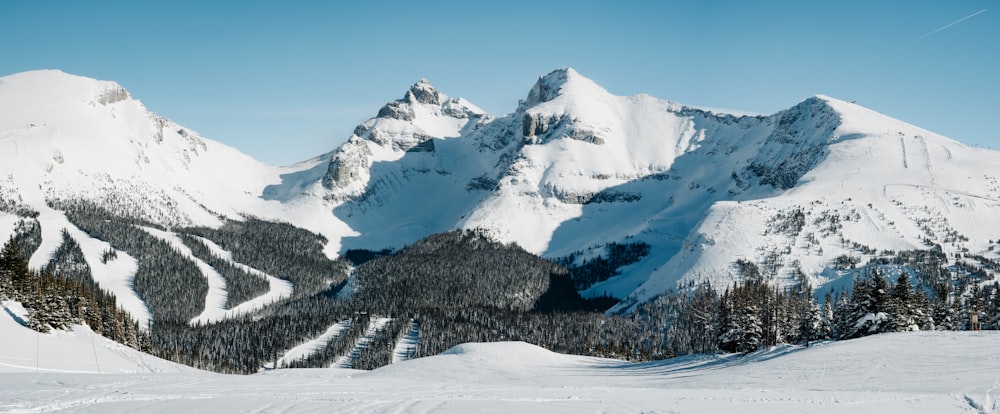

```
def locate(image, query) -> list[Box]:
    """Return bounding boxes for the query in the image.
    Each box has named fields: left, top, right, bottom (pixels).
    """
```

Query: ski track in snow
left=191, top=236, right=293, bottom=316
left=334, top=317, right=391, bottom=369
left=138, top=226, right=227, bottom=325
left=11, top=208, right=152, bottom=327
left=273, top=319, right=350, bottom=368
left=2, top=331, right=1000, bottom=413
left=138, top=228, right=294, bottom=325
left=391, top=320, right=420, bottom=364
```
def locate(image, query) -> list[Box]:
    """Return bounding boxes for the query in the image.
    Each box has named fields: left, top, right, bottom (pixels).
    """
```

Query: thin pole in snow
left=90, top=328, right=102, bottom=373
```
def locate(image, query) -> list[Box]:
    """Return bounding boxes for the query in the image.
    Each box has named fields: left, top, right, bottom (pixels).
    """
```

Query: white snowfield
left=1, top=309, right=997, bottom=414
left=0, top=301, right=191, bottom=374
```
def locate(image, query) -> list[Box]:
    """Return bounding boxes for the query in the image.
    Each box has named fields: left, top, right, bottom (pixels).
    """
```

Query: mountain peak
left=0, top=70, right=131, bottom=111
left=407, top=78, right=442, bottom=105
left=521, top=68, right=608, bottom=109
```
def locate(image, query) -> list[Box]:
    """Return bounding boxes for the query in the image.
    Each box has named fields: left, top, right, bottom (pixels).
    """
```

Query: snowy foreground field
left=2, top=308, right=998, bottom=413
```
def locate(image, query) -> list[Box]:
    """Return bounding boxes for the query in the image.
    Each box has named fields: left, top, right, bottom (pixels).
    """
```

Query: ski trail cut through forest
left=334, top=317, right=391, bottom=369
left=392, top=320, right=420, bottom=364
left=138, top=226, right=228, bottom=325
left=21, top=209, right=151, bottom=327
left=274, top=319, right=351, bottom=368
left=192, top=236, right=293, bottom=316
left=137, top=228, right=294, bottom=326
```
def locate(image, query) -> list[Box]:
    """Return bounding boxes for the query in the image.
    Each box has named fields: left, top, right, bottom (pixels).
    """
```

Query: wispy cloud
left=908, top=9, right=987, bottom=44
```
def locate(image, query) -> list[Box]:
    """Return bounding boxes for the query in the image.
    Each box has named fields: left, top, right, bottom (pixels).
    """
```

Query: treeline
left=10, top=197, right=1000, bottom=376
left=640, top=256, right=998, bottom=357
left=185, top=218, right=350, bottom=298
left=0, top=237, right=148, bottom=349
left=351, top=229, right=584, bottom=313
left=63, top=204, right=208, bottom=324
left=345, top=230, right=666, bottom=363
left=556, top=241, right=650, bottom=290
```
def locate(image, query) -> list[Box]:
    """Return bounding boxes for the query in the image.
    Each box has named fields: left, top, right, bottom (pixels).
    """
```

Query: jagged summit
left=319, top=76, right=489, bottom=199
left=406, top=78, right=441, bottom=105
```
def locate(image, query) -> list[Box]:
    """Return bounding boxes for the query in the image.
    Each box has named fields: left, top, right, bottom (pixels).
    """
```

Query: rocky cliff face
left=320, top=79, right=489, bottom=202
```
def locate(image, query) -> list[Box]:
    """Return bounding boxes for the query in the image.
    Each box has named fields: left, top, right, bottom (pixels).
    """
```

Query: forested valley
left=2, top=201, right=999, bottom=374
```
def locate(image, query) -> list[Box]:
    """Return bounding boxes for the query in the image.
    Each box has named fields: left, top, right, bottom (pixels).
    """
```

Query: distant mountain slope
left=299, top=68, right=1000, bottom=309
left=0, top=70, right=294, bottom=228
left=3, top=68, right=999, bottom=315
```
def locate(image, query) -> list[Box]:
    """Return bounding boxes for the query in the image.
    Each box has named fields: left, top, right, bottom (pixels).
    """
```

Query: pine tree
left=889, top=273, right=918, bottom=332
left=0, top=237, right=31, bottom=300
left=820, top=291, right=834, bottom=339
left=845, top=269, right=891, bottom=338
left=798, top=300, right=823, bottom=347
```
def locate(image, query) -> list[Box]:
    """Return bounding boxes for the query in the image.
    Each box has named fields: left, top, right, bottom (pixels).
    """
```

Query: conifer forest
left=2, top=202, right=998, bottom=375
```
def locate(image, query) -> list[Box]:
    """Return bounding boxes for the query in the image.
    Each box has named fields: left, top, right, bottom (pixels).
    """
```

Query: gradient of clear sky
left=1, top=1, right=996, bottom=165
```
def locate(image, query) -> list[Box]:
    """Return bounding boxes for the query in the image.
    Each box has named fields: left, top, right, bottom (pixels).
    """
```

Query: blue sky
left=1, top=1, right=996, bottom=165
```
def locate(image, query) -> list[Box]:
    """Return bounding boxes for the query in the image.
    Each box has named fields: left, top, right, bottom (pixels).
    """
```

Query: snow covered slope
left=4, top=68, right=999, bottom=315
left=1, top=332, right=997, bottom=412
left=304, top=68, right=1000, bottom=309
left=0, top=70, right=335, bottom=323
left=0, top=301, right=191, bottom=373
left=0, top=70, right=296, bottom=228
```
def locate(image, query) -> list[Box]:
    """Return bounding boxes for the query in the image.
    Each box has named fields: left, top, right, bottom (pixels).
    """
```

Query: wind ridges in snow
left=333, top=317, right=391, bottom=369
left=4, top=331, right=1000, bottom=411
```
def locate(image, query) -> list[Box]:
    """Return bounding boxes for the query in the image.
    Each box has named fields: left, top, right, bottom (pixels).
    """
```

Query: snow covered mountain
left=0, top=70, right=300, bottom=228
left=298, top=68, right=1000, bottom=310
left=3, top=68, right=999, bottom=316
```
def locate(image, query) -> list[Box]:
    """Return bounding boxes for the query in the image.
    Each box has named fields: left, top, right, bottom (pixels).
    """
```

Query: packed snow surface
left=0, top=301, right=191, bottom=374
left=1, top=300, right=997, bottom=414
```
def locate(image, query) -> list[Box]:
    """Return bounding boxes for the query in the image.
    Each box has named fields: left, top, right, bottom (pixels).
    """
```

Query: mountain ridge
left=2, top=68, right=998, bottom=314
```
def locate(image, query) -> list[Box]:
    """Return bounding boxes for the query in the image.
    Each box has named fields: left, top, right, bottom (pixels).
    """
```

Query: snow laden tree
left=889, top=273, right=932, bottom=331
left=718, top=279, right=765, bottom=354
left=842, top=268, right=892, bottom=338
left=837, top=268, right=935, bottom=339
left=715, top=260, right=821, bottom=354
left=798, top=300, right=824, bottom=347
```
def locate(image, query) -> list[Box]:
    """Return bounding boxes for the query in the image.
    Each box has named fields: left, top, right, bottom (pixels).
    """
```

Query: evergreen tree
left=0, top=237, right=31, bottom=301
left=798, top=300, right=823, bottom=346
left=844, top=269, right=891, bottom=338
left=889, top=273, right=919, bottom=332
left=820, top=291, right=834, bottom=339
